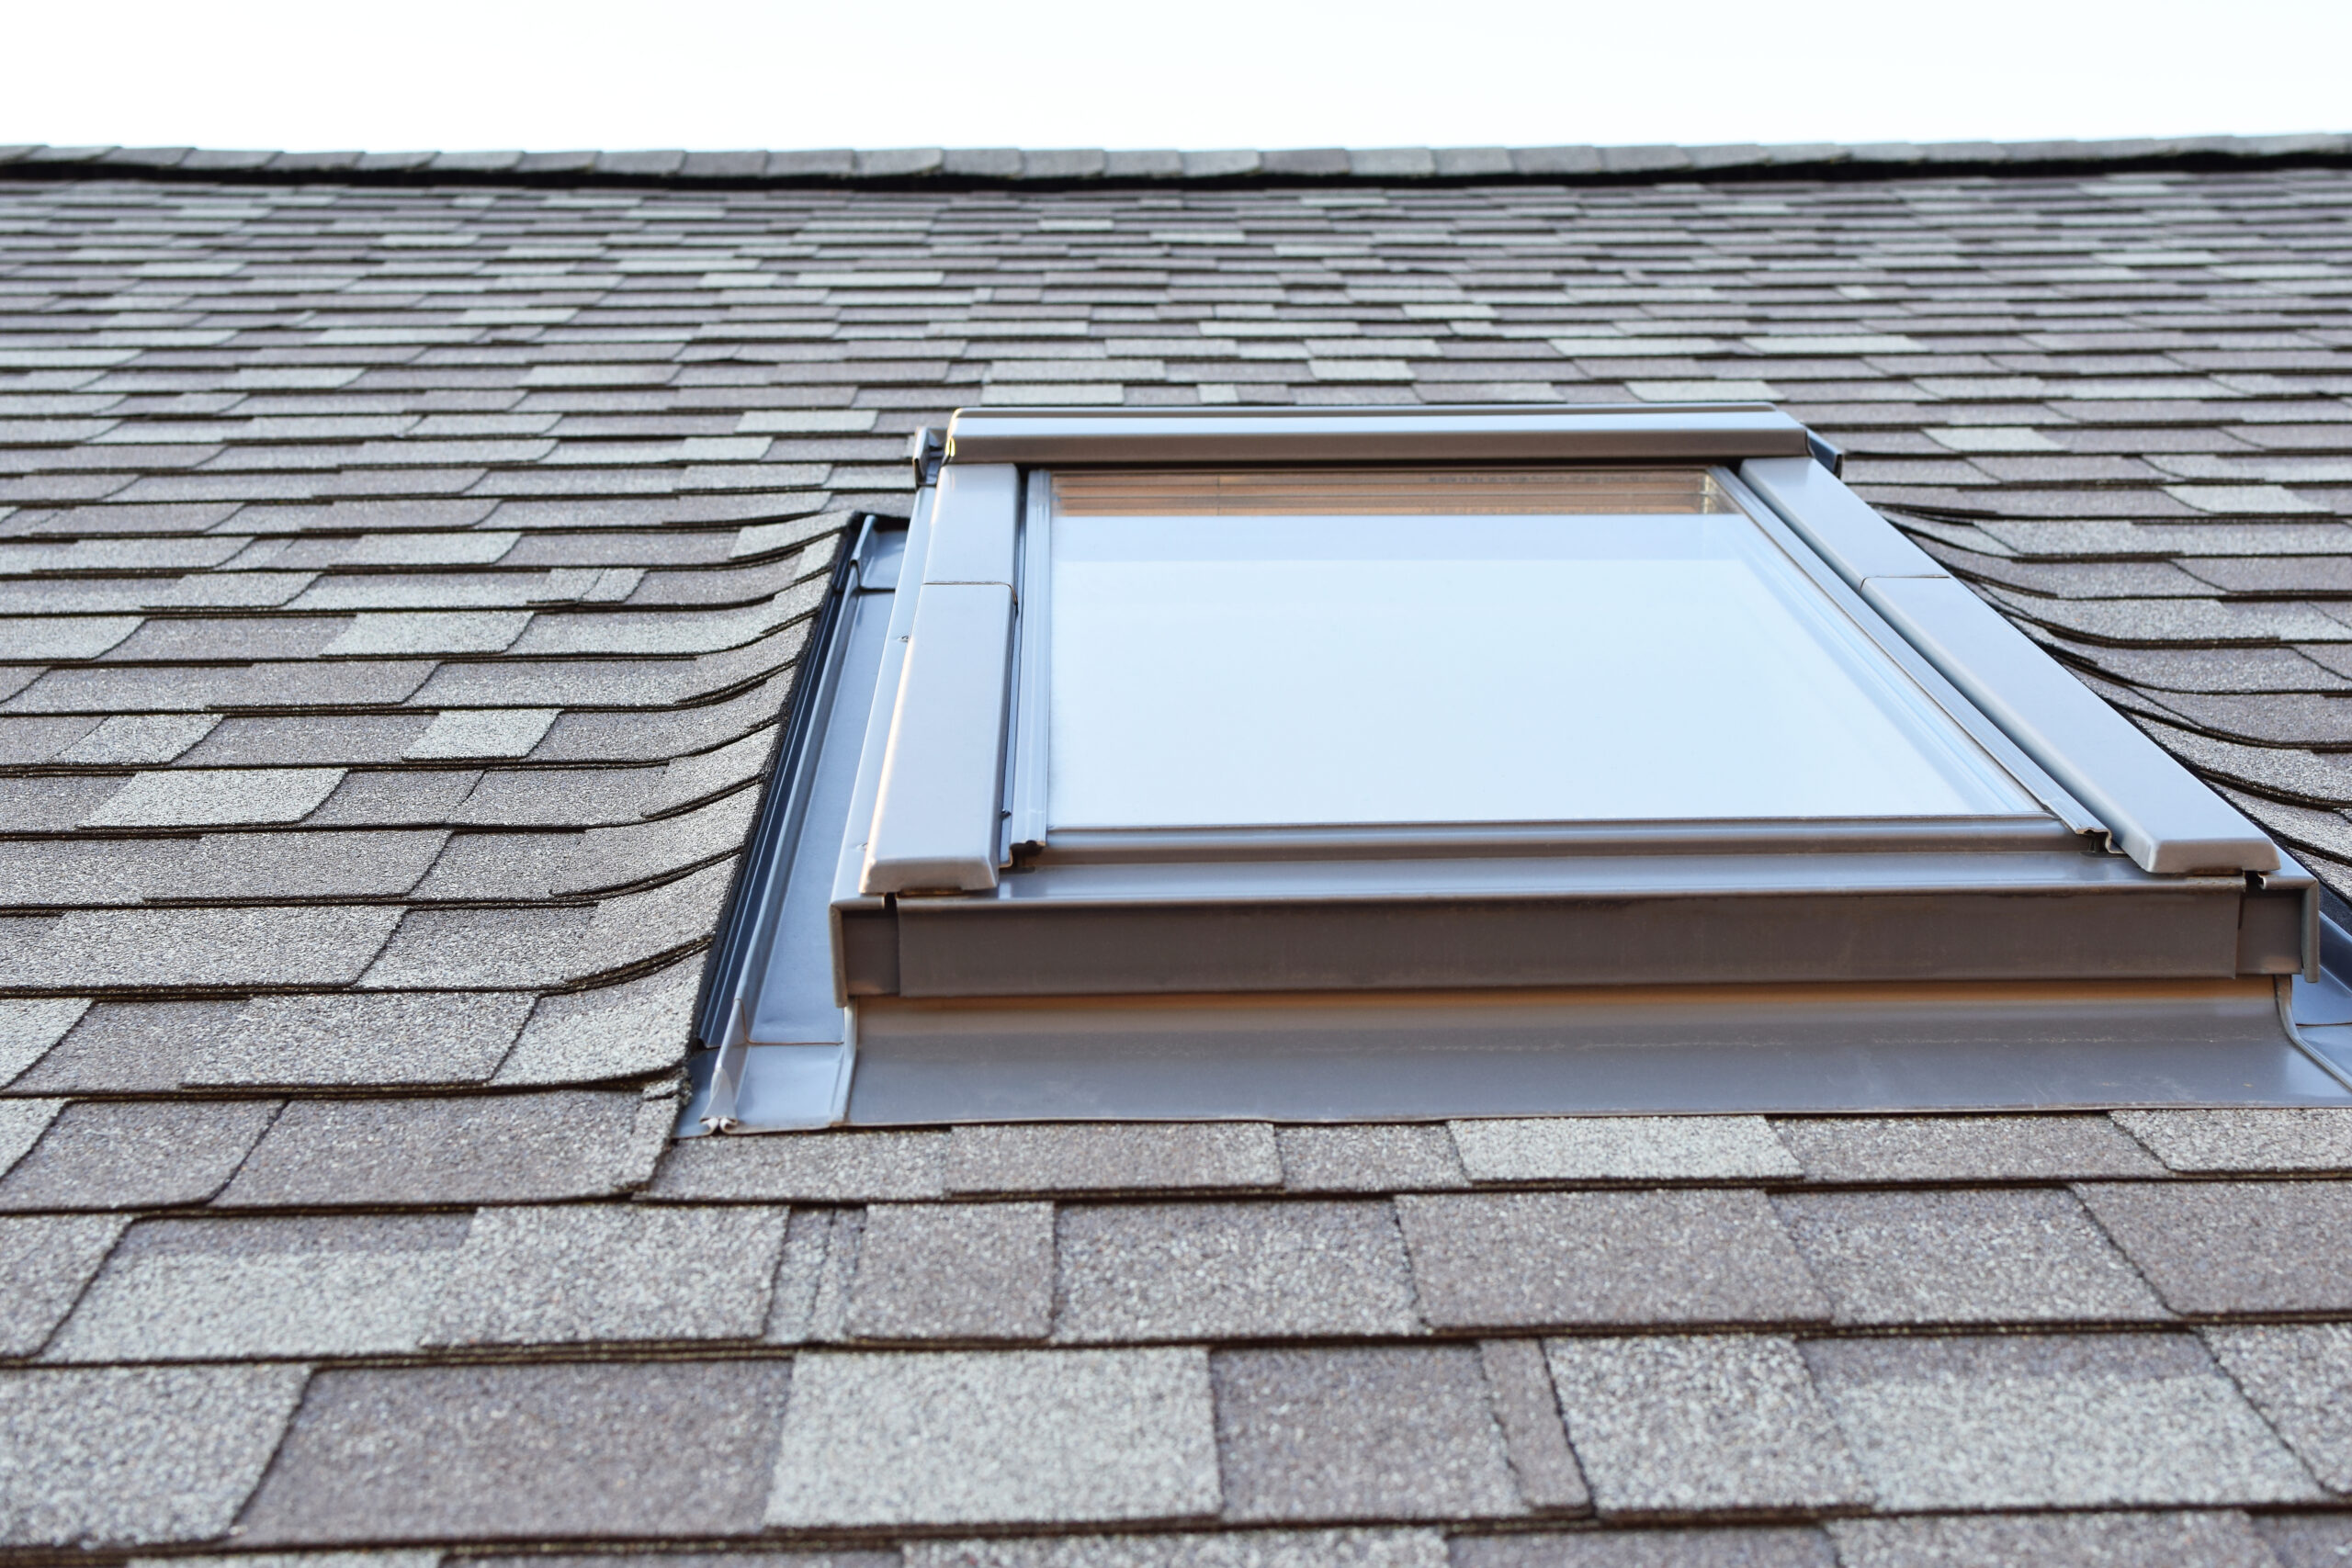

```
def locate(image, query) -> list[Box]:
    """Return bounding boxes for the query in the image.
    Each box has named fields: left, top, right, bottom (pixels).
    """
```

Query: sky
left=6, top=0, right=2349, bottom=154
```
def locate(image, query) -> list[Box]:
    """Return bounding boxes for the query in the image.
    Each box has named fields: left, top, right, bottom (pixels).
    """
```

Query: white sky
left=6, top=0, right=2349, bottom=154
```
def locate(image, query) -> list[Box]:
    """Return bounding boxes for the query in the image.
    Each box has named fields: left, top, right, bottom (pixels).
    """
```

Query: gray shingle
left=909, top=1529, right=1448, bottom=1568
left=423, top=1203, right=786, bottom=1347
left=0, top=906, right=402, bottom=988
left=53, top=713, right=218, bottom=763
left=1055, top=1201, right=1420, bottom=1343
left=1451, top=1529, right=1835, bottom=1568
left=1213, top=1346, right=1523, bottom=1523
left=403, top=706, right=561, bottom=760
left=1477, top=1339, right=1589, bottom=1514
left=1448, top=1118, right=1799, bottom=1182
left=2262, top=1515, right=2352, bottom=1568
left=43, top=1213, right=469, bottom=1360
left=1826, top=1512, right=2281, bottom=1568
left=846, top=1201, right=1053, bottom=1342
left=0, top=998, right=85, bottom=1084
left=0, top=1100, right=62, bottom=1178
left=765, top=1348, right=1219, bottom=1528
left=355, top=906, right=594, bottom=989
left=0, top=1100, right=279, bottom=1210
left=1395, top=1191, right=1827, bottom=1330
left=2203, top=1324, right=2352, bottom=1493
left=79, top=766, right=345, bottom=828
left=492, top=953, right=701, bottom=1085
left=0, top=1363, right=308, bottom=1545
left=176, top=829, right=446, bottom=899
left=236, top=1360, right=792, bottom=1543
left=1801, top=1333, right=2321, bottom=1508
left=180, top=990, right=536, bottom=1088
left=6, top=1000, right=215, bottom=1093
left=216, top=1090, right=641, bottom=1206
left=1770, top=1114, right=2166, bottom=1180
left=0, top=1213, right=128, bottom=1357
left=2113, top=1109, right=2352, bottom=1172
left=945, top=1123, right=1283, bottom=1195
left=1772, top=1189, right=2168, bottom=1325
left=1544, top=1336, right=1871, bottom=1519
left=649, top=1131, right=946, bottom=1201
left=2075, top=1179, right=2352, bottom=1314
left=1277, top=1124, right=1467, bottom=1191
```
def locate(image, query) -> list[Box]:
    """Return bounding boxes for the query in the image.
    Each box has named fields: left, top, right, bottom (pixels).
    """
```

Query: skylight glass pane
left=1046, top=480, right=2039, bottom=829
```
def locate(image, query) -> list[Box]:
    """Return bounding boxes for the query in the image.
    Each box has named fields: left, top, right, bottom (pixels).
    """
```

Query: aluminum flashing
left=944, top=404, right=1815, bottom=466
left=846, top=980, right=2349, bottom=1122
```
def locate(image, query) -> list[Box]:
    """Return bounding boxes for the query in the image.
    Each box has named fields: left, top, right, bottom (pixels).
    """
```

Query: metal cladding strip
left=861, top=467, right=1022, bottom=895
left=1862, top=575, right=2278, bottom=876
left=943, top=404, right=1815, bottom=466
left=1738, top=456, right=1948, bottom=585
left=1738, top=455, right=2279, bottom=877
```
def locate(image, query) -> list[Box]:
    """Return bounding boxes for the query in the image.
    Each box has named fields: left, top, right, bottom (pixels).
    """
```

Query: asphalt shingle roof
left=2, top=141, right=2352, bottom=1561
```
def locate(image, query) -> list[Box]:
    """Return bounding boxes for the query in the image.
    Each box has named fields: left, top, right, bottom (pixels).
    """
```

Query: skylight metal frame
left=683, top=403, right=2343, bottom=1132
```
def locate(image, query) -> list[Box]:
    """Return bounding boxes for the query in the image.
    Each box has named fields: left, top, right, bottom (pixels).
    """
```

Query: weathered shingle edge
left=2, top=133, right=2348, bottom=188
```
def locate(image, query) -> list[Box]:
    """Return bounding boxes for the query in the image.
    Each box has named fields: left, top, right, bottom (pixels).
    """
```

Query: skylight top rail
left=944, top=404, right=1815, bottom=466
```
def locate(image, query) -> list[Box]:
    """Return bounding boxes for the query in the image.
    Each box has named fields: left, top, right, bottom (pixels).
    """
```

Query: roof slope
left=0, top=159, right=2350, bottom=1562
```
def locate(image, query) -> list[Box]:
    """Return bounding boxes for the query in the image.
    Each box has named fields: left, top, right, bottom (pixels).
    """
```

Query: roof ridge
left=4, top=133, right=2350, bottom=187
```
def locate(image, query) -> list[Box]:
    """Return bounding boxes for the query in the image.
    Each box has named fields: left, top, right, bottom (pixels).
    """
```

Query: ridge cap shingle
left=0, top=132, right=2347, bottom=188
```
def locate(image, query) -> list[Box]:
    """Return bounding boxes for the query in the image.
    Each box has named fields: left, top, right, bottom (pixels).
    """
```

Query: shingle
left=1801, top=1333, right=2321, bottom=1508
left=492, top=953, right=701, bottom=1085
left=0, top=1100, right=279, bottom=1211
left=945, top=1122, right=1282, bottom=1195
left=236, top=1360, right=792, bottom=1543
left=1772, top=1189, right=2167, bottom=1325
left=2113, top=1109, right=2352, bottom=1172
left=1055, top=1201, right=1420, bottom=1343
left=1277, top=1124, right=1468, bottom=1191
left=0, top=1213, right=128, bottom=1358
left=2203, top=1324, right=2352, bottom=1493
left=1771, top=1114, right=2165, bottom=1180
left=53, top=712, right=219, bottom=763
left=0, top=998, right=86, bottom=1084
left=0, top=1364, right=308, bottom=1546
left=402, top=706, right=560, bottom=760
left=176, top=713, right=436, bottom=767
left=176, top=829, right=445, bottom=899
left=2075, top=1180, right=2352, bottom=1314
left=1543, top=1336, right=1871, bottom=1519
left=0, top=777, right=120, bottom=832
left=910, top=1530, right=1449, bottom=1568
left=42, top=1213, right=468, bottom=1360
left=421, top=1202, right=786, bottom=1347
left=0, top=1100, right=62, bottom=1179
left=0, top=906, right=402, bottom=989
left=216, top=1090, right=641, bottom=1206
left=2262, top=1514, right=2352, bottom=1568
left=1448, top=1117, right=1799, bottom=1182
left=178, top=990, right=535, bottom=1088
left=409, top=829, right=582, bottom=901
left=78, top=766, right=345, bottom=828
left=355, top=906, right=594, bottom=989
left=1476, top=1338, right=1589, bottom=1515
left=1826, top=1512, right=2282, bottom=1568
left=845, top=1201, right=1053, bottom=1342
left=1213, top=1346, right=1523, bottom=1523
left=1450, top=1529, right=1835, bottom=1568
left=764, top=1348, right=1219, bottom=1528
left=1395, top=1191, right=1827, bottom=1329
left=648, top=1130, right=946, bottom=1201
left=12, top=1000, right=231, bottom=1093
